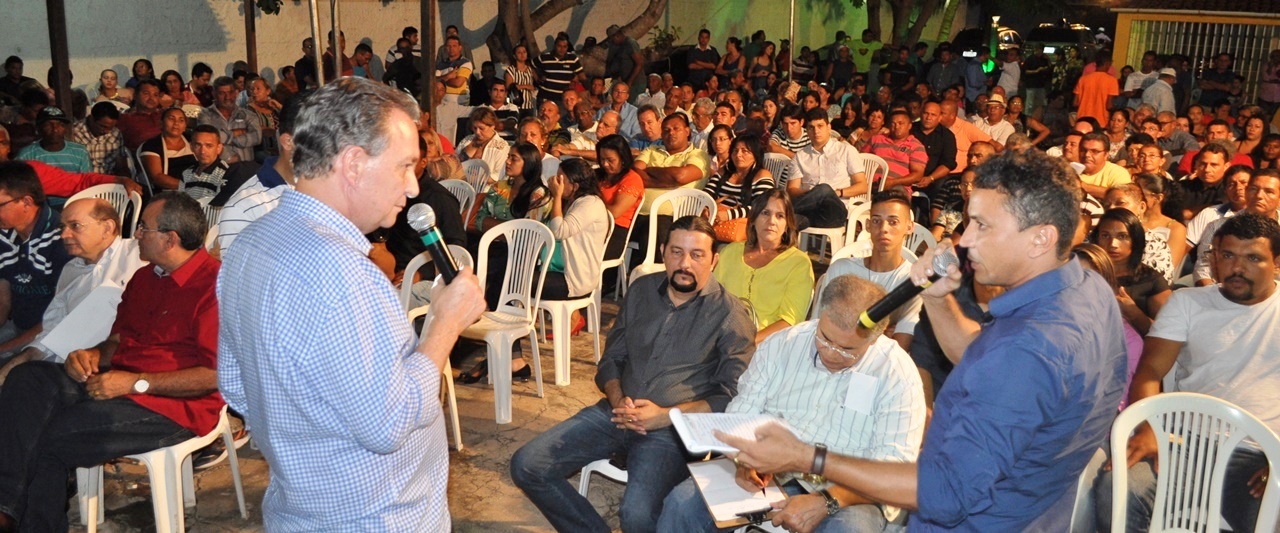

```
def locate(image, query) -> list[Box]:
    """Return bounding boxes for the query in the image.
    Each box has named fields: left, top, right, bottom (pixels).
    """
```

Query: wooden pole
left=421, top=0, right=437, bottom=114
left=331, top=0, right=342, bottom=80
left=308, top=0, right=323, bottom=85
left=45, top=0, right=72, bottom=113
left=244, top=0, right=259, bottom=73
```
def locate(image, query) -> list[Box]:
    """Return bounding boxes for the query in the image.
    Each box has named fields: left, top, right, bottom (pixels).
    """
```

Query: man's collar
left=256, top=156, right=287, bottom=188
left=159, top=247, right=213, bottom=286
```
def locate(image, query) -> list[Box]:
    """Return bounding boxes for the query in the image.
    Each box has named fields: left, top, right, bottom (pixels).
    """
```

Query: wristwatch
left=133, top=374, right=151, bottom=394
left=811, top=443, right=828, bottom=476
left=819, top=489, right=840, bottom=516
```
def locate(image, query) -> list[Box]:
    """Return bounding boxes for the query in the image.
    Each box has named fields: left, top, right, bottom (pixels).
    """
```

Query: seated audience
left=1095, top=213, right=1280, bottom=533
left=1133, top=174, right=1189, bottom=274
left=243, top=77, right=281, bottom=161
left=510, top=215, right=755, bottom=533
left=159, top=69, right=199, bottom=108
left=1079, top=133, right=1133, bottom=199
left=705, top=135, right=774, bottom=233
left=1177, top=143, right=1234, bottom=221
left=1091, top=208, right=1171, bottom=334
left=0, top=199, right=143, bottom=383
left=1104, top=184, right=1176, bottom=282
left=0, top=192, right=220, bottom=532
left=939, top=99, right=993, bottom=174
left=785, top=109, right=868, bottom=229
left=768, top=105, right=809, bottom=158
left=870, top=109, right=928, bottom=190
left=713, top=189, right=812, bottom=343
left=197, top=77, right=261, bottom=164
left=595, top=81, right=640, bottom=139
left=116, top=80, right=164, bottom=152
left=705, top=124, right=734, bottom=176
left=17, top=107, right=91, bottom=173
left=69, top=102, right=128, bottom=175
left=658, top=275, right=925, bottom=532
left=632, top=112, right=712, bottom=257
left=1193, top=169, right=1280, bottom=286
left=515, top=116, right=561, bottom=182
left=92, top=69, right=132, bottom=107
left=972, top=94, right=1014, bottom=146
left=629, top=105, right=664, bottom=151
left=387, top=134, right=467, bottom=283
left=0, top=126, right=136, bottom=198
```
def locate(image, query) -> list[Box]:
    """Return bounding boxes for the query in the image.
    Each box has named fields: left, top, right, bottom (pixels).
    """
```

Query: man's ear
left=1028, top=224, right=1060, bottom=260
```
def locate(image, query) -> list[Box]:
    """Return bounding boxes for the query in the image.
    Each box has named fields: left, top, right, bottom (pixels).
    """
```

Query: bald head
left=61, top=198, right=120, bottom=262
left=968, top=141, right=997, bottom=167
left=598, top=110, right=622, bottom=138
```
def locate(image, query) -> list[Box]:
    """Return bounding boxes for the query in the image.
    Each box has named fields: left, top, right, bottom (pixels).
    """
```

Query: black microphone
left=857, top=248, right=961, bottom=330
left=406, top=204, right=460, bottom=284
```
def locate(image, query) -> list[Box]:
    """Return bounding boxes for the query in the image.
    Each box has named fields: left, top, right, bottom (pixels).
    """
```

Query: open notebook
left=669, top=408, right=796, bottom=454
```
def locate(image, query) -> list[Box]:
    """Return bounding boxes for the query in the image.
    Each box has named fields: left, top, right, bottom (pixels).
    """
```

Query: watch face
left=134, top=379, right=150, bottom=393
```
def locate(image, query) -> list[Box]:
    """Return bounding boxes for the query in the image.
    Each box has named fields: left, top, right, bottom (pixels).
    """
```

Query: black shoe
left=193, top=440, right=227, bottom=471
left=512, top=364, right=531, bottom=383
left=459, top=359, right=489, bottom=384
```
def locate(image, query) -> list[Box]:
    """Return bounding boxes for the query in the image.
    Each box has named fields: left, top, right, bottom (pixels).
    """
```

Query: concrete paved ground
left=69, top=299, right=629, bottom=532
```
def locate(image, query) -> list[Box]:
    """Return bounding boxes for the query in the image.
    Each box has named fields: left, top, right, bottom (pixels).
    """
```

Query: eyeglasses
left=815, top=329, right=866, bottom=360
left=0, top=196, right=24, bottom=209
left=135, top=225, right=171, bottom=237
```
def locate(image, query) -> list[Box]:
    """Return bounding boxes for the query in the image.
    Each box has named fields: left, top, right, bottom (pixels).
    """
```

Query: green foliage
left=257, top=0, right=283, bottom=15
left=647, top=25, right=681, bottom=53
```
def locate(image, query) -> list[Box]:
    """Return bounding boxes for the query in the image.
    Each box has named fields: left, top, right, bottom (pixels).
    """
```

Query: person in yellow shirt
left=713, top=189, right=814, bottom=343
left=1079, top=132, right=1132, bottom=199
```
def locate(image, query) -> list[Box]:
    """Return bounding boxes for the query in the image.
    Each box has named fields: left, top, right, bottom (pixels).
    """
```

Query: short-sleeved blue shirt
left=914, top=259, right=1127, bottom=531
left=0, top=205, right=71, bottom=330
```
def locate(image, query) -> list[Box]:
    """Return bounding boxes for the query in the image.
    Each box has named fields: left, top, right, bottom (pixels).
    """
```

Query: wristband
left=811, top=443, right=828, bottom=476
left=819, top=488, right=840, bottom=516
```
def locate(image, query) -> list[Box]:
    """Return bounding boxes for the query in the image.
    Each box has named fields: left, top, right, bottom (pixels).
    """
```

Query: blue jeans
left=657, top=477, right=888, bottom=532
left=791, top=184, right=848, bottom=230
left=0, top=361, right=194, bottom=532
left=510, top=399, right=692, bottom=533
left=1093, top=446, right=1266, bottom=532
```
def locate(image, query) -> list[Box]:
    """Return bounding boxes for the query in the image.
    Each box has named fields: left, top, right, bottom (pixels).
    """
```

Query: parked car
left=1024, top=22, right=1100, bottom=62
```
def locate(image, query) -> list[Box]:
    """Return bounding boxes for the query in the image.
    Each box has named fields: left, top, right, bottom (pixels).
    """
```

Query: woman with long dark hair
left=542, top=158, right=610, bottom=334
left=125, top=58, right=155, bottom=89
left=594, top=135, right=644, bottom=260
left=1091, top=208, right=1171, bottom=334
left=704, top=135, right=775, bottom=233
left=504, top=43, right=538, bottom=111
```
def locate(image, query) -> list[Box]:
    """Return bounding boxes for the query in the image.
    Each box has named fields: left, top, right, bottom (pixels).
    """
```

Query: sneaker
left=192, top=440, right=227, bottom=471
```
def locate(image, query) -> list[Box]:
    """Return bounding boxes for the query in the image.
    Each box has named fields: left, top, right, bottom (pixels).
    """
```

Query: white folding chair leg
left=550, top=306, right=573, bottom=387
left=528, top=333, right=544, bottom=399
left=488, top=341, right=513, bottom=424
left=78, top=465, right=105, bottom=530
left=222, top=425, right=248, bottom=519
left=443, top=359, right=463, bottom=451
left=135, top=454, right=176, bottom=533
left=589, top=298, right=602, bottom=364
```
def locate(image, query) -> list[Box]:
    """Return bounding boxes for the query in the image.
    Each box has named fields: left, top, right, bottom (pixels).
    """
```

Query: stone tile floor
left=69, top=299, right=628, bottom=533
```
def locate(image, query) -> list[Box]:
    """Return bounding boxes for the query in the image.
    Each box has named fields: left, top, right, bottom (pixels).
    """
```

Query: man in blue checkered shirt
left=217, top=78, right=485, bottom=532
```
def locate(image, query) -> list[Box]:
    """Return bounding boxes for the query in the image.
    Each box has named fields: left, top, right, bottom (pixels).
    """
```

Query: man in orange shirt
left=1075, top=53, right=1119, bottom=126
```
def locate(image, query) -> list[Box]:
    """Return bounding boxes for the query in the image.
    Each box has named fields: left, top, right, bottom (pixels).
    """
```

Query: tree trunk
left=485, top=0, right=525, bottom=64
left=935, top=0, right=961, bottom=43
left=620, top=0, right=669, bottom=41
left=866, top=0, right=883, bottom=44
left=531, top=0, right=585, bottom=30
left=903, top=0, right=940, bottom=47
left=885, top=0, right=913, bottom=47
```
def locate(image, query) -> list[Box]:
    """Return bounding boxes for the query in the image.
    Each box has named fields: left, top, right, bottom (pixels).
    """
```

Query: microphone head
left=931, top=247, right=960, bottom=274
left=406, top=204, right=436, bottom=232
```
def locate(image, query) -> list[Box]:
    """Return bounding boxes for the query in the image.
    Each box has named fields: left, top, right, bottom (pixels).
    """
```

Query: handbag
left=713, top=217, right=748, bottom=243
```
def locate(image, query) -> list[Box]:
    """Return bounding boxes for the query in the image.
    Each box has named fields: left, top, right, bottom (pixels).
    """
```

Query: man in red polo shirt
left=0, top=192, right=220, bottom=532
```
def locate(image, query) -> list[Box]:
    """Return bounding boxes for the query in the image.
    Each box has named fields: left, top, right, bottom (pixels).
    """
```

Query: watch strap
left=811, top=443, right=828, bottom=476
left=819, top=488, right=840, bottom=516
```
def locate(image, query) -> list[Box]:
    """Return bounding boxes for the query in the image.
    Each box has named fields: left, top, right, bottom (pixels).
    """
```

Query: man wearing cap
left=605, top=25, right=644, bottom=91
left=1142, top=68, right=1179, bottom=115
left=16, top=107, right=92, bottom=174
left=973, top=94, right=1014, bottom=146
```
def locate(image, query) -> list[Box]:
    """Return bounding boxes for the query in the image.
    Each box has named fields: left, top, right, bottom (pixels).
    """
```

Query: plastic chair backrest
left=461, top=159, right=491, bottom=193
left=1110, top=393, right=1280, bottom=533
left=133, top=145, right=155, bottom=196
left=844, top=203, right=873, bottom=244
left=439, top=179, right=477, bottom=223
left=476, top=219, right=554, bottom=322
left=762, top=153, right=792, bottom=185
left=859, top=153, right=890, bottom=203
left=641, top=189, right=717, bottom=265
left=398, top=244, right=474, bottom=311
left=67, top=184, right=139, bottom=235
left=904, top=223, right=938, bottom=257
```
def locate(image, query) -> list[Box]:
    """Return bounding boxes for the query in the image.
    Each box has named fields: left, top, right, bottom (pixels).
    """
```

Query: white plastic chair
left=620, top=189, right=717, bottom=292
left=602, top=216, right=637, bottom=301
left=462, top=219, right=554, bottom=424
left=66, top=183, right=142, bottom=237
left=1110, top=393, right=1280, bottom=533
left=77, top=405, right=247, bottom=533
left=204, top=223, right=219, bottom=252
left=859, top=153, right=890, bottom=206
left=903, top=222, right=938, bottom=258
left=134, top=145, right=155, bottom=197
left=461, top=159, right=492, bottom=194
left=398, top=245, right=473, bottom=450
left=537, top=211, right=613, bottom=385
left=762, top=152, right=792, bottom=184
left=799, top=199, right=871, bottom=264
left=439, top=179, right=477, bottom=224
left=578, top=458, right=628, bottom=497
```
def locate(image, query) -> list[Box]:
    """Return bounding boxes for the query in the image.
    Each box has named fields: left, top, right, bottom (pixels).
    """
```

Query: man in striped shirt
left=658, top=275, right=926, bottom=531
left=215, top=97, right=299, bottom=256
left=869, top=109, right=928, bottom=191
left=534, top=35, right=584, bottom=104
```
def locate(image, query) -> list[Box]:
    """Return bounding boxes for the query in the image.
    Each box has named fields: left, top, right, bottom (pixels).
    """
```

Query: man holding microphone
left=217, top=78, right=485, bottom=532
left=721, top=151, right=1127, bottom=530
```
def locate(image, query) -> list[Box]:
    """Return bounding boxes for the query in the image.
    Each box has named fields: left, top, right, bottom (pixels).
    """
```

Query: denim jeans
left=657, top=477, right=888, bottom=532
left=510, top=399, right=692, bottom=533
left=1093, top=446, right=1267, bottom=532
left=0, top=361, right=194, bottom=532
left=791, top=184, right=848, bottom=230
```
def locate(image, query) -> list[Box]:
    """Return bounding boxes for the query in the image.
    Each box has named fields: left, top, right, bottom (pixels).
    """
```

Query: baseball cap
left=36, top=106, right=71, bottom=126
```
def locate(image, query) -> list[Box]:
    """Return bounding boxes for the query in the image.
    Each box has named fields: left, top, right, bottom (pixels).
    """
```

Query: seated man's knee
left=619, top=485, right=669, bottom=533
left=509, top=444, right=545, bottom=489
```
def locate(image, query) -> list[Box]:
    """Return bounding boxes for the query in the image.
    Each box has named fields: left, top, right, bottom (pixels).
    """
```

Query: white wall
left=2, top=0, right=967, bottom=95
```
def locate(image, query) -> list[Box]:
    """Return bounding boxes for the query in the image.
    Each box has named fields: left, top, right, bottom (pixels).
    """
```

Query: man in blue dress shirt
left=216, top=78, right=485, bottom=532
left=722, top=150, right=1127, bottom=530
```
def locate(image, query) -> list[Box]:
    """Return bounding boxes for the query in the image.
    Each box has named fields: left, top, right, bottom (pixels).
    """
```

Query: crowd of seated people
left=2, top=20, right=1280, bottom=532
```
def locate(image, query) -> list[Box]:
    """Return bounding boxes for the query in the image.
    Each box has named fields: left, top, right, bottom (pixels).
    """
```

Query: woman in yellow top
left=713, top=189, right=814, bottom=344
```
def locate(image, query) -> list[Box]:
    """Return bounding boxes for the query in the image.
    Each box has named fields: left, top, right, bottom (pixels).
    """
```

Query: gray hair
left=819, top=275, right=889, bottom=337
left=291, top=77, right=421, bottom=180
left=1134, top=103, right=1156, bottom=115
left=212, top=76, right=235, bottom=91
left=693, top=97, right=716, bottom=116
left=152, top=191, right=208, bottom=251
